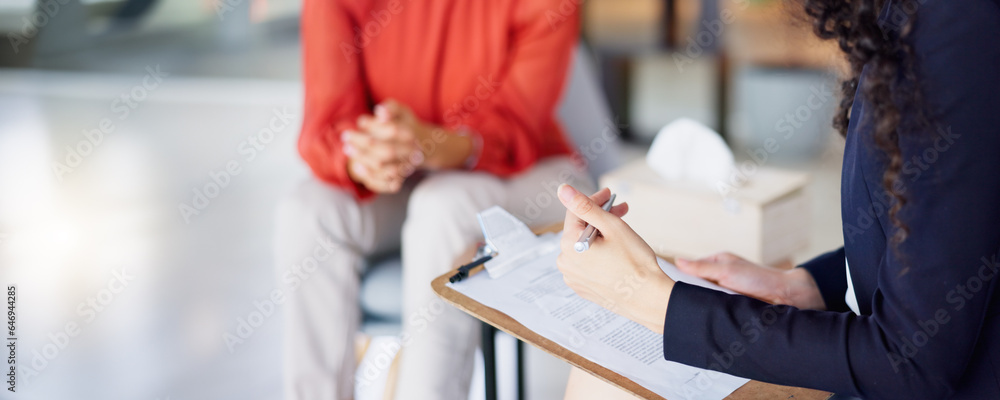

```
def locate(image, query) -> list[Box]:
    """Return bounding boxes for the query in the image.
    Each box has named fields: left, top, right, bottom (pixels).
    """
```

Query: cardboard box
left=599, top=160, right=809, bottom=265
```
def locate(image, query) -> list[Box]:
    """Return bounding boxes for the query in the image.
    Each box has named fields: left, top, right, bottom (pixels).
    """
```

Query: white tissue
left=646, top=118, right=735, bottom=189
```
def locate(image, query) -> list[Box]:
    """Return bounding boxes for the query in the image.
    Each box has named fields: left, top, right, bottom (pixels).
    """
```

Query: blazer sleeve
left=662, top=1, right=1000, bottom=398
left=297, top=0, right=374, bottom=200
left=449, top=0, right=578, bottom=177
left=798, top=247, right=848, bottom=312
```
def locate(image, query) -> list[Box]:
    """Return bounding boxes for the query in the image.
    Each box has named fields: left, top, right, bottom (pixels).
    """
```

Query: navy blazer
left=661, top=1, right=1000, bottom=398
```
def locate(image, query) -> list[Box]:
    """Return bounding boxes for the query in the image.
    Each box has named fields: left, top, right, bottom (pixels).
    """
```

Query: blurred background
left=0, top=0, right=847, bottom=399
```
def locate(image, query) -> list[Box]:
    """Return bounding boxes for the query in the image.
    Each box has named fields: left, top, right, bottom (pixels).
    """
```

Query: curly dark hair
left=802, top=0, right=929, bottom=247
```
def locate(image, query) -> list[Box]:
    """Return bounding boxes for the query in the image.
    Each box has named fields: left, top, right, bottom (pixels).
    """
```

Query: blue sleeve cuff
left=798, top=247, right=848, bottom=312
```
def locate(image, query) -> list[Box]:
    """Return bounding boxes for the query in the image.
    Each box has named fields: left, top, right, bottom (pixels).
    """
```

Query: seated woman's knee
left=406, top=173, right=502, bottom=226
left=276, top=179, right=361, bottom=241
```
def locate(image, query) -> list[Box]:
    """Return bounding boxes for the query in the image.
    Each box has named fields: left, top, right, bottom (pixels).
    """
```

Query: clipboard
left=431, top=224, right=832, bottom=400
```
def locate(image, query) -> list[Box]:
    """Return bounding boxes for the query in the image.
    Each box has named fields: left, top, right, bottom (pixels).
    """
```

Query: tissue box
left=599, top=160, right=809, bottom=266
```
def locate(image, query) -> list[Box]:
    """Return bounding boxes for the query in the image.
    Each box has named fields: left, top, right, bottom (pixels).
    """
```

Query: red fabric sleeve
left=298, top=0, right=374, bottom=200
left=450, top=0, right=579, bottom=177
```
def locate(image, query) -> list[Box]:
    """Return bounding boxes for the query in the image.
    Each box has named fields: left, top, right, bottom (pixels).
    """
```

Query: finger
left=398, top=161, right=418, bottom=177
left=363, top=129, right=421, bottom=172
left=350, top=151, right=379, bottom=175
left=350, top=159, right=370, bottom=181
left=371, top=141, right=400, bottom=165
left=362, top=119, right=403, bottom=141
left=377, top=99, right=410, bottom=122
left=561, top=207, right=583, bottom=249
left=589, top=187, right=613, bottom=207
left=675, top=257, right=731, bottom=282
left=558, top=185, right=617, bottom=232
left=345, top=138, right=397, bottom=174
left=342, top=131, right=375, bottom=162
left=368, top=177, right=398, bottom=194
left=348, top=133, right=399, bottom=167
left=342, top=130, right=373, bottom=156
left=717, top=252, right=742, bottom=262
left=356, top=114, right=377, bottom=132
left=383, top=175, right=404, bottom=193
left=560, top=187, right=609, bottom=238
left=388, top=156, right=415, bottom=178
left=374, top=104, right=392, bottom=122
left=702, top=252, right=739, bottom=263
left=378, top=145, right=421, bottom=178
left=608, top=202, right=629, bottom=219
left=349, top=155, right=400, bottom=194
left=362, top=167, right=402, bottom=193
left=350, top=147, right=403, bottom=184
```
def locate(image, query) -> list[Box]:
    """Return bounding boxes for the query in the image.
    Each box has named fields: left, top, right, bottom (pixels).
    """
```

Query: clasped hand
left=343, top=99, right=431, bottom=193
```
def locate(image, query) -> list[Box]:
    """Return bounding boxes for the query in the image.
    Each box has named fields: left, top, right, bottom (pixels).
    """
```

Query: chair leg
left=482, top=322, right=498, bottom=400
left=517, top=339, right=526, bottom=400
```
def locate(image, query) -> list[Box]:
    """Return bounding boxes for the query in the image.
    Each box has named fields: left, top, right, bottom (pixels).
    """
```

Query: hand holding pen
left=555, top=184, right=674, bottom=334
left=558, top=186, right=630, bottom=253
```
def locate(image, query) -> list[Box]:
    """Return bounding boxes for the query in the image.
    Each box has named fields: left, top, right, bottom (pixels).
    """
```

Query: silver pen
left=574, top=193, right=616, bottom=253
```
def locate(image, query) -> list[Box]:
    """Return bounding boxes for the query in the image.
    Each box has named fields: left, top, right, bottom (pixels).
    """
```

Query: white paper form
left=449, top=233, right=749, bottom=400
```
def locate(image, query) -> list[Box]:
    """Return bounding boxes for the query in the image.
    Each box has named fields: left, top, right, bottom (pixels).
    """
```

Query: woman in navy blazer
left=555, top=0, right=1000, bottom=398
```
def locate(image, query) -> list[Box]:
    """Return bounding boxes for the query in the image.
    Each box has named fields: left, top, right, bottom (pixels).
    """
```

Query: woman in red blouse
left=275, top=0, right=592, bottom=399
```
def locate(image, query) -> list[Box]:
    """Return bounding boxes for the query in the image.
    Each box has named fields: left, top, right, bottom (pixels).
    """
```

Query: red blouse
left=298, top=0, right=579, bottom=200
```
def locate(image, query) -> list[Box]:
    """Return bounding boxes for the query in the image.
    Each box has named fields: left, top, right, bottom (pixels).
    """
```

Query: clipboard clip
left=449, top=242, right=498, bottom=283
